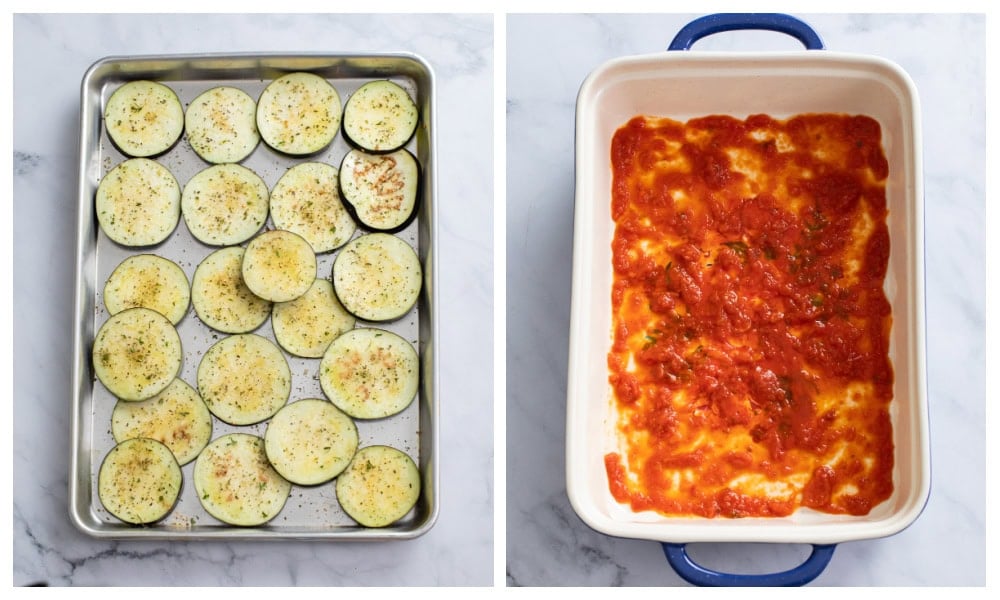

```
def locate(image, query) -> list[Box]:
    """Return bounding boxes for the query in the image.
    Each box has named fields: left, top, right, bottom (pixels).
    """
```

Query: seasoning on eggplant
left=335, top=445, right=421, bottom=528
left=339, top=148, right=419, bottom=232
left=319, top=328, right=419, bottom=420
left=271, top=279, right=355, bottom=358
left=269, top=161, right=356, bottom=253
left=256, top=72, right=341, bottom=156
left=331, top=233, right=421, bottom=322
left=185, top=86, right=260, bottom=164
left=104, top=80, right=184, bottom=158
left=191, top=246, right=272, bottom=334
left=98, top=437, right=183, bottom=524
left=194, top=433, right=292, bottom=526
left=93, top=307, right=183, bottom=402
left=197, top=334, right=290, bottom=426
left=241, top=229, right=317, bottom=303
left=111, top=378, right=212, bottom=466
left=103, top=254, right=190, bottom=325
left=342, top=80, right=418, bottom=153
left=96, top=158, right=181, bottom=247
left=264, top=399, right=359, bottom=486
left=181, top=163, right=269, bottom=246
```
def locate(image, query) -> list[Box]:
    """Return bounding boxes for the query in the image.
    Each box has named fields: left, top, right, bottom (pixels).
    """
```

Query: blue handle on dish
left=662, top=543, right=836, bottom=587
left=668, top=13, right=824, bottom=51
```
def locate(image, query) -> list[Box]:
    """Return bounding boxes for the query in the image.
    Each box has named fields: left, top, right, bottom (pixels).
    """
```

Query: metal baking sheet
left=70, top=53, right=439, bottom=540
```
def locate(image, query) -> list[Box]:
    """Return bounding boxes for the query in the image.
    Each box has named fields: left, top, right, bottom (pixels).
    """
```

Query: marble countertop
left=13, top=13, right=493, bottom=586
left=507, top=13, right=985, bottom=586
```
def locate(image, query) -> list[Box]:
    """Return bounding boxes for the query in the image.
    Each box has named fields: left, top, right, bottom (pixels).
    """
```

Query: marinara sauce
left=606, top=114, right=894, bottom=518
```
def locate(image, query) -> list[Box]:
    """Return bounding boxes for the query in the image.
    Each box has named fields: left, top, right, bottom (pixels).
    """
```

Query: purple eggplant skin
left=338, top=148, right=421, bottom=234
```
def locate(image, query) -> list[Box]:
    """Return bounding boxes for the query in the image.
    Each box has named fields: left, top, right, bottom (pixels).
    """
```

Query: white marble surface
left=507, top=13, right=984, bottom=586
left=13, top=13, right=493, bottom=586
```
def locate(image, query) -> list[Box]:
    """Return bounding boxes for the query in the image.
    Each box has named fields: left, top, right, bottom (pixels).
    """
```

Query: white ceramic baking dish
left=566, top=14, right=929, bottom=585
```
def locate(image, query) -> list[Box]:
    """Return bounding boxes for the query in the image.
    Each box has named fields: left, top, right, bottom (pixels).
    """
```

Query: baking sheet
left=70, top=53, right=439, bottom=540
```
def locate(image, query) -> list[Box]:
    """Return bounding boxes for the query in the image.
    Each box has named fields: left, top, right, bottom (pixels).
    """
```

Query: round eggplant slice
left=332, top=233, right=421, bottom=322
left=93, top=307, right=183, bottom=402
left=98, top=437, right=182, bottom=525
left=185, top=86, right=260, bottom=164
left=264, top=399, right=359, bottom=486
left=197, top=333, right=291, bottom=426
left=272, top=279, right=356, bottom=358
left=95, top=158, right=181, bottom=247
left=191, top=246, right=272, bottom=334
left=269, top=162, right=356, bottom=253
left=194, top=433, right=292, bottom=526
left=319, top=328, right=418, bottom=420
left=241, top=229, right=317, bottom=302
left=339, top=148, right=419, bottom=232
left=104, top=80, right=184, bottom=158
left=335, top=445, right=421, bottom=528
left=181, top=163, right=269, bottom=246
left=103, top=254, right=190, bottom=325
left=342, top=80, right=418, bottom=153
left=256, top=72, right=341, bottom=155
left=111, top=378, right=213, bottom=466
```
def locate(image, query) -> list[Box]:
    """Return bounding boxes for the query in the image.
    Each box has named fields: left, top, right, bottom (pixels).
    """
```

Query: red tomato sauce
left=606, top=114, right=894, bottom=518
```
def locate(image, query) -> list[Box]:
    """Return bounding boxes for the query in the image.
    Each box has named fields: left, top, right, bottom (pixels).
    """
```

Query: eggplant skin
left=339, top=148, right=421, bottom=234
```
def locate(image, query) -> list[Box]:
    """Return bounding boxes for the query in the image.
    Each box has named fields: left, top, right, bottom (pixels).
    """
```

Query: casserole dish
left=70, top=53, right=439, bottom=540
left=566, top=14, right=928, bottom=585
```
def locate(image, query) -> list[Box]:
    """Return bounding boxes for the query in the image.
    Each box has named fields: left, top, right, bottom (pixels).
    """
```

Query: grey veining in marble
left=506, top=13, right=984, bottom=586
left=13, top=12, right=493, bottom=586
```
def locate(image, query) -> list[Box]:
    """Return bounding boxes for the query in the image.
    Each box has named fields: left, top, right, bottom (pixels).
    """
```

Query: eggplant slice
left=342, top=80, right=418, bottom=153
left=339, top=148, right=419, bottom=232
